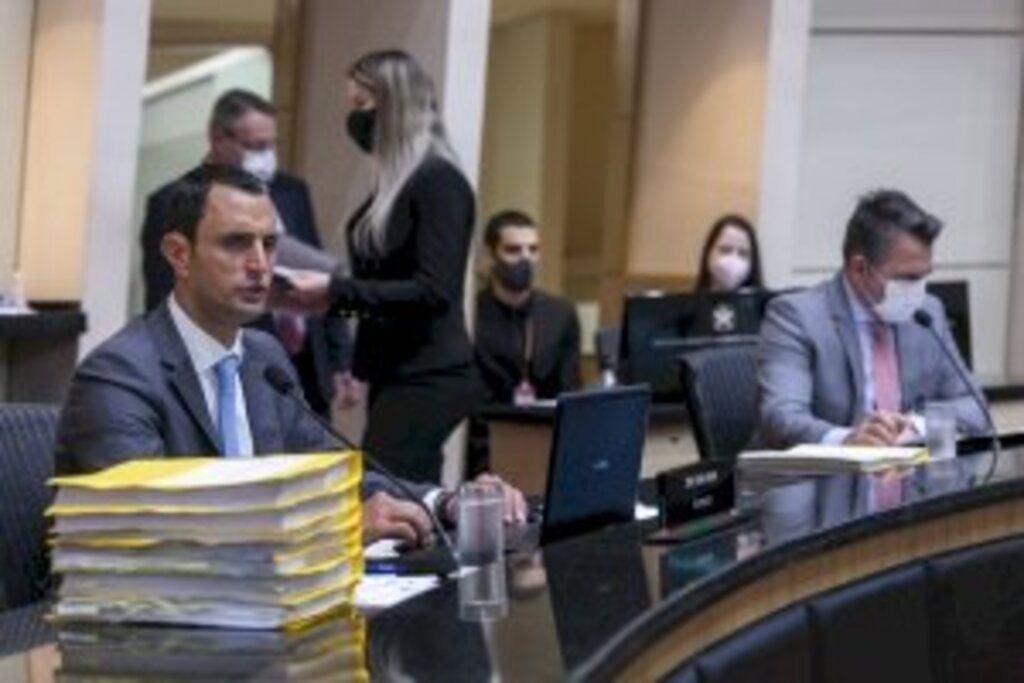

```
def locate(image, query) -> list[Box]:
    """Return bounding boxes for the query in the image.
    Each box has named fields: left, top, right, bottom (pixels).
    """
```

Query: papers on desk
left=48, top=453, right=365, bottom=630
left=739, top=444, right=929, bottom=473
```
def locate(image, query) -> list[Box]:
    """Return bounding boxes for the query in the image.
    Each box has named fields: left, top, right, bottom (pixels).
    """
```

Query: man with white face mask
left=140, top=89, right=354, bottom=419
left=752, top=189, right=987, bottom=449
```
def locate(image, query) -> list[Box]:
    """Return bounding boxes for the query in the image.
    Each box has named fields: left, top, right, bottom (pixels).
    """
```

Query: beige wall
left=0, top=1, right=34, bottom=290
left=480, top=14, right=570, bottom=293
left=480, top=14, right=615, bottom=297
left=18, top=0, right=102, bottom=301
left=564, top=20, right=614, bottom=299
left=627, top=0, right=770, bottom=280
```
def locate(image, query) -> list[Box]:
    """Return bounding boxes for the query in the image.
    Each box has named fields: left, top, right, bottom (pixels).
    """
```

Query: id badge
left=513, top=380, right=537, bottom=406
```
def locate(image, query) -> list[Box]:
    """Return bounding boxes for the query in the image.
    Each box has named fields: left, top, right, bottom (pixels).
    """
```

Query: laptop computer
left=509, top=385, right=652, bottom=548
left=377, top=386, right=651, bottom=572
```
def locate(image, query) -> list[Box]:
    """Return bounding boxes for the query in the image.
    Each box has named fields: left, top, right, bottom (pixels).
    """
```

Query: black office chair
left=678, top=343, right=759, bottom=461
left=0, top=404, right=60, bottom=610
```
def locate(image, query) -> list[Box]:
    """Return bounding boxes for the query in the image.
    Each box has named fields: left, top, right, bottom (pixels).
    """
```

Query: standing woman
left=283, top=50, right=481, bottom=484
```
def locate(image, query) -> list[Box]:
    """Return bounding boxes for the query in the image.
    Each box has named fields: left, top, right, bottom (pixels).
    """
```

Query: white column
left=756, top=0, right=813, bottom=287
left=0, top=0, right=34, bottom=288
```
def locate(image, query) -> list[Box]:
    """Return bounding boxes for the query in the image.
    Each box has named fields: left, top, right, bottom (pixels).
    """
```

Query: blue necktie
left=214, top=354, right=242, bottom=457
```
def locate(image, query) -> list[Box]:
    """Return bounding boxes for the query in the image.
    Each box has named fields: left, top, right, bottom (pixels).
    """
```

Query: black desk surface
left=5, top=446, right=1024, bottom=681
left=0, top=305, right=86, bottom=339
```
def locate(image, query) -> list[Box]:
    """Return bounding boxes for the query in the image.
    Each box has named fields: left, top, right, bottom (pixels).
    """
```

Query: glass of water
left=925, top=401, right=957, bottom=461
left=457, top=482, right=505, bottom=567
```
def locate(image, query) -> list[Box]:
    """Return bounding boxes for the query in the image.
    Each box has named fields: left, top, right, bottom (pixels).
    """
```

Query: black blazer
left=328, top=156, right=476, bottom=385
left=474, top=288, right=581, bottom=403
left=139, top=165, right=351, bottom=405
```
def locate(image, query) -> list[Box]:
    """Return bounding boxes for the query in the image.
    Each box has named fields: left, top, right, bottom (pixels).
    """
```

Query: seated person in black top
left=694, top=214, right=765, bottom=293
left=475, top=210, right=581, bottom=405
left=467, top=210, right=581, bottom=475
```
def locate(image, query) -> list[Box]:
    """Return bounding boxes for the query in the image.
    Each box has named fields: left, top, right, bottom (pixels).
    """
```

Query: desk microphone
left=912, top=309, right=1001, bottom=480
left=263, top=365, right=455, bottom=555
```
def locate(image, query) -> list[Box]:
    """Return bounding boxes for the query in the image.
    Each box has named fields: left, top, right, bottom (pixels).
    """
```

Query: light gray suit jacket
left=752, top=273, right=988, bottom=449
left=55, top=304, right=428, bottom=500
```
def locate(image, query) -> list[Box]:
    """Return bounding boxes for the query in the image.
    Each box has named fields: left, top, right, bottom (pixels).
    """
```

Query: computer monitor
left=926, top=280, right=973, bottom=370
left=617, top=289, right=770, bottom=400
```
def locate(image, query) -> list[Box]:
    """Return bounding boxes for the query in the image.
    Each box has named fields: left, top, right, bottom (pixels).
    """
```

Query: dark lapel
left=239, top=332, right=284, bottom=454
left=825, top=274, right=867, bottom=415
left=148, top=304, right=221, bottom=454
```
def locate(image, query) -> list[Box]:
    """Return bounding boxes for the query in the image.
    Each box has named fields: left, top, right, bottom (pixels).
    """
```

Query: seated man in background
left=752, top=189, right=988, bottom=449
left=58, top=165, right=524, bottom=545
left=140, top=88, right=354, bottom=418
left=474, top=210, right=581, bottom=405
left=468, top=210, right=581, bottom=475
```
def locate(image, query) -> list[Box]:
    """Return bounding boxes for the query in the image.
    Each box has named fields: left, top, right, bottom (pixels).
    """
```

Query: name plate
left=656, top=460, right=736, bottom=527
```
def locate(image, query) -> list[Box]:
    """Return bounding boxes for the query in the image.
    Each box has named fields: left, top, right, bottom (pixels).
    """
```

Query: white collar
left=167, top=294, right=245, bottom=373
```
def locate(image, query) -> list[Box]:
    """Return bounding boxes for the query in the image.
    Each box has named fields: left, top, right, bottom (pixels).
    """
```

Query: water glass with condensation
left=925, top=401, right=957, bottom=461
left=457, top=482, right=505, bottom=567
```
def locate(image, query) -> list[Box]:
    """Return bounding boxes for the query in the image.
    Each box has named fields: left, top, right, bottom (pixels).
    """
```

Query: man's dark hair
left=164, top=164, right=267, bottom=242
left=483, top=209, right=536, bottom=250
left=209, top=88, right=275, bottom=136
left=842, top=189, right=943, bottom=264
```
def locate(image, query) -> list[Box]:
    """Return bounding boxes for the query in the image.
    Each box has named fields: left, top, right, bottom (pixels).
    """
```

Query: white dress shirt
left=168, top=295, right=255, bottom=456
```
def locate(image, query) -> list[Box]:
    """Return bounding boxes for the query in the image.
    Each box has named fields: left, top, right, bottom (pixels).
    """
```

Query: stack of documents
left=54, top=607, right=368, bottom=681
left=48, top=453, right=363, bottom=629
left=739, top=444, right=929, bottom=473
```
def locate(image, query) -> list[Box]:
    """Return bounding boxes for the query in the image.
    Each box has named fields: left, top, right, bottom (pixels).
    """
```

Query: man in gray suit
left=57, top=165, right=524, bottom=545
left=753, top=189, right=987, bottom=449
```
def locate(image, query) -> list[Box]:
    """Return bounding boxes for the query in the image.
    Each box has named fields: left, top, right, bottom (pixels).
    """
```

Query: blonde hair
left=349, top=50, right=459, bottom=254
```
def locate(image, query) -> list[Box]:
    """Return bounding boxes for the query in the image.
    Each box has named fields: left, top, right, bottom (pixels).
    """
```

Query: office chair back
left=0, top=404, right=59, bottom=610
left=679, top=343, right=759, bottom=460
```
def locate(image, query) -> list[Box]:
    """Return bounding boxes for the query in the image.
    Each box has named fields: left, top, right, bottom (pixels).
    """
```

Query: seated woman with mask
left=694, top=214, right=764, bottom=293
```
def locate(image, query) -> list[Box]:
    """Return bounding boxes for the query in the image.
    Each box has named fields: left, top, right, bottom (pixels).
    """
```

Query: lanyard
left=520, top=316, right=535, bottom=382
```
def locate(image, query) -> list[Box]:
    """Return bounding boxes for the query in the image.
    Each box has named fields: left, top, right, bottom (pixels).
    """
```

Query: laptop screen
left=540, top=386, right=651, bottom=545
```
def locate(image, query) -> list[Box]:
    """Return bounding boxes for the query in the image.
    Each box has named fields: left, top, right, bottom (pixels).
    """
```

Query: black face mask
left=346, top=108, right=376, bottom=153
left=493, top=259, right=534, bottom=293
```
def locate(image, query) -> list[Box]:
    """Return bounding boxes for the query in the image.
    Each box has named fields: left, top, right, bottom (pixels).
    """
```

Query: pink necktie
left=870, top=322, right=901, bottom=412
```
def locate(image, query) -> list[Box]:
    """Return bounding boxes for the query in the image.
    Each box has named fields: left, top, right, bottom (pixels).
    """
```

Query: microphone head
left=264, top=365, right=296, bottom=395
left=912, top=309, right=933, bottom=328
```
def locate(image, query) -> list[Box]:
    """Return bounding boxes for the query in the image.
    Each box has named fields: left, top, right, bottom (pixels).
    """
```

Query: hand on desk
left=440, top=474, right=529, bottom=527
left=364, top=491, right=433, bottom=547
left=364, top=475, right=528, bottom=549
left=844, top=411, right=916, bottom=447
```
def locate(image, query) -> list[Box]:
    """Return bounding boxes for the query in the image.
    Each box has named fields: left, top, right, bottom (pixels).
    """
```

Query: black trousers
left=362, top=366, right=483, bottom=484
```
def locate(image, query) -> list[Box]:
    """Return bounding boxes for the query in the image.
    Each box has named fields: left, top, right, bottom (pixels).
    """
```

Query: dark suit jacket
left=328, top=157, right=476, bottom=386
left=140, top=166, right=350, bottom=410
left=54, top=304, right=426, bottom=500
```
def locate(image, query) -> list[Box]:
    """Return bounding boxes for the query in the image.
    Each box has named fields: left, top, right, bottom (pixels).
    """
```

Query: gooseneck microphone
left=912, top=309, right=1001, bottom=480
left=263, top=365, right=455, bottom=554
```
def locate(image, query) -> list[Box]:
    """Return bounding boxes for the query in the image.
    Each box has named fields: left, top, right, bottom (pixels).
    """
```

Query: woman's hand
left=270, top=266, right=332, bottom=315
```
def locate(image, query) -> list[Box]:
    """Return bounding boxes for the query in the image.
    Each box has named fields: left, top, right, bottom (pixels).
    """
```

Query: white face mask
left=241, top=148, right=277, bottom=183
left=873, top=277, right=927, bottom=323
left=709, top=253, right=752, bottom=291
